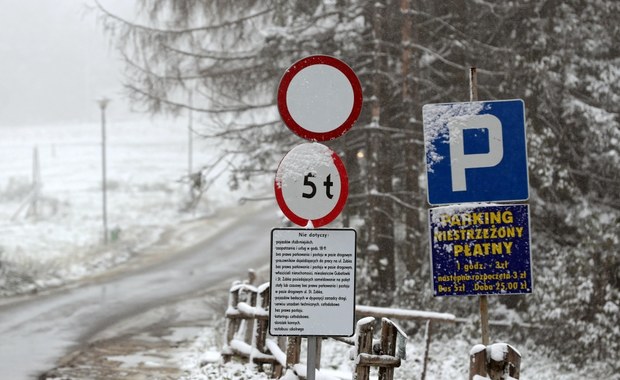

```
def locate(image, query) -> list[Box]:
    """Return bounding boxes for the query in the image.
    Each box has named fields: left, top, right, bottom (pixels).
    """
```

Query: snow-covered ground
left=176, top=313, right=615, bottom=380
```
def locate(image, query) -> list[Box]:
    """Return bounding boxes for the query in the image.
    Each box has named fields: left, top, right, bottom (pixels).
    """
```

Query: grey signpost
left=274, top=55, right=362, bottom=380
left=422, top=68, right=532, bottom=345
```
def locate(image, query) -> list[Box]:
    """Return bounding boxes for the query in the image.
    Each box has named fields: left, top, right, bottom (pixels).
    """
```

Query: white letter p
left=448, top=114, right=503, bottom=192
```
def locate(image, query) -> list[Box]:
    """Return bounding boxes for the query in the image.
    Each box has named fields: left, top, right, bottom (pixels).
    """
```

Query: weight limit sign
left=274, top=143, right=348, bottom=228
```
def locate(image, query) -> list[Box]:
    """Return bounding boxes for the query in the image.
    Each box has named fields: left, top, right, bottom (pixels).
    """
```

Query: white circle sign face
left=274, top=143, right=348, bottom=228
left=286, top=64, right=354, bottom=134
left=278, top=55, right=363, bottom=142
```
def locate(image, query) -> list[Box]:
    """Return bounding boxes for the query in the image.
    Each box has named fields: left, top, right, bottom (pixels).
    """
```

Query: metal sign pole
left=307, top=336, right=317, bottom=380
left=305, top=216, right=317, bottom=380
left=188, top=91, right=193, bottom=176
left=273, top=55, right=361, bottom=379
left=470, top=67, right=490, bottom=346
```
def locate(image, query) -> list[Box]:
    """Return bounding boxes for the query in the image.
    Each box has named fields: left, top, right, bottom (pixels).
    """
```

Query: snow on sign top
left=274, top=143, right=348, bottom=228
left=277, top=55, right=363, bottom=141
left=422, top=99, right=529, bottom=205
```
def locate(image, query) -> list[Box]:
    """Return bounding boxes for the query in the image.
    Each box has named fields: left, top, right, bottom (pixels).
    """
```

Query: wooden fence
left=220, top=273, right=521, bottom=379
left=221, top=275, right=460, bottom=380
left=221, top=280, right=285, bottom=377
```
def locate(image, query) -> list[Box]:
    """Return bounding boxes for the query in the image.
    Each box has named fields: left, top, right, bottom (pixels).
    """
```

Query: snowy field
left=0, top=118, right=265, bottom=295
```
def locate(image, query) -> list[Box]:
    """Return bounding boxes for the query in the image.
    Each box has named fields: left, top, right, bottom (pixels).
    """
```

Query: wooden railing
left=222, top=280, right=285, bottom=377
left=221, top=275, right=454, bottom=379
left=220, top=274, right=521, bottom=380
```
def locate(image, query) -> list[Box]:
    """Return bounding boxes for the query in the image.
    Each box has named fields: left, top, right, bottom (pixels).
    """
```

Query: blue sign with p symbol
left=423, top=99, right=529, bottom=205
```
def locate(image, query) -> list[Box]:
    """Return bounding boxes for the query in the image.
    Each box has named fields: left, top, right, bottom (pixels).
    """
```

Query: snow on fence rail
left=355, top=305, right=456, bottom=323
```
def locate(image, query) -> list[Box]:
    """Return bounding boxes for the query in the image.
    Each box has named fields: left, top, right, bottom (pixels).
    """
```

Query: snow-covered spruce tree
left=96, top=0, right=295, bottom=183
left=390, top=0, right=524, bottom=313
left=369, top=1, right=620, bottom=367
left=500, top=0, right=620, bottom=368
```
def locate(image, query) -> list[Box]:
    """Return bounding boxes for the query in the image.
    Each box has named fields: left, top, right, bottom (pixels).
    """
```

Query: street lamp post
left=188, top=91, right=193, bottom=176
left=97, top=98, right=110, bottom=244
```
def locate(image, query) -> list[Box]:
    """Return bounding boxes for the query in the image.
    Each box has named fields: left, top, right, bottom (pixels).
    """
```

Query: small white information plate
left=269, top=228, right=356, bottom=337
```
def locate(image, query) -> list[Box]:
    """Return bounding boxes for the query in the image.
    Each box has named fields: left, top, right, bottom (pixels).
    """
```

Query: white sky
left=0, top=0, right=137, bottom=126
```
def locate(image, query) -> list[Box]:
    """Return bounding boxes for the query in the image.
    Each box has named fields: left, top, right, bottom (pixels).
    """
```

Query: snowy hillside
left=0, top=119, right=266, bottom=296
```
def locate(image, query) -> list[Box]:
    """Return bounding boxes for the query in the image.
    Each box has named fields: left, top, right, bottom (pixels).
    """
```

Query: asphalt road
left=0, top=206, right=278, bottom=379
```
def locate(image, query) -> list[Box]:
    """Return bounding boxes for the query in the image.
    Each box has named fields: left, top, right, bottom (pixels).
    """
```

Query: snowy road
left=0, top=206, right=278, bottom=380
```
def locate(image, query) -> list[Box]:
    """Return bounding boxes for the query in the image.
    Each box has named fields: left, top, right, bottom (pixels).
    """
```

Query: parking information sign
left=423, top=99, right=529, bottom=205
left=428, top=204, right=532, bottom=297
left=270, top=228, right=356, bottom=336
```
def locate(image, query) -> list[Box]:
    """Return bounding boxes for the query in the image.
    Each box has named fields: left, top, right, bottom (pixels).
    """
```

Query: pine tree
left=505, top=0, right=620, bottom=367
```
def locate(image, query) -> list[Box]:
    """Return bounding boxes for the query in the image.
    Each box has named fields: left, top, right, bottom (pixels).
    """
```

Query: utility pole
left=30, top=146, right=41, bottom=217
left=97, top=98, right=110, bottom=244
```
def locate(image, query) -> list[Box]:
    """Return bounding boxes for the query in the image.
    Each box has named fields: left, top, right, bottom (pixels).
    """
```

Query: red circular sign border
left=277, top=55, right=363, bottom=142
left=274, top=146, right=349, bottom=228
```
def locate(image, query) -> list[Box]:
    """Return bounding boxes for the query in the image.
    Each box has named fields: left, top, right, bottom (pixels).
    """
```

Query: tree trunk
left=399, top=0, right=424, bottom=276
left=366, top=0, right=395, bottom=304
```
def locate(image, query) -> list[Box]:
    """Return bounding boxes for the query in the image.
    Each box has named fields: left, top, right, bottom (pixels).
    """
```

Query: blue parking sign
left=423, top=99, right=529, bottom=205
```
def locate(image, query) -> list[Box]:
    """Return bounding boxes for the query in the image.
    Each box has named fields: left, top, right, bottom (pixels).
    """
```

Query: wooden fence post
left=355, top=317, right=376, bottom=380
left=252, top=284, right=281, bottom=376
left=379, top=318, right=397, bottom=380
left=223, top=281, right=242, bottom=362
left=469, top=343, right=521, bottom=380
left=244, top=269, right=257, bottom=347
left=355, top=317, right=402, bottom=380
left=243, top=288, right=258, bottom=344
left=254, top=284, right=270, bottom=355
left=286, top=336, right=302, bottom=370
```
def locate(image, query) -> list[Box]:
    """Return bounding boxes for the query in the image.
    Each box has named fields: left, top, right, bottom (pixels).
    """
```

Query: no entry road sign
left=275, top=143, right=349, bottom=228
left=277, top=55, right=363, bottom=141
left=423, top=99, right=529, bottom=205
